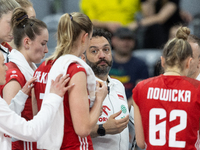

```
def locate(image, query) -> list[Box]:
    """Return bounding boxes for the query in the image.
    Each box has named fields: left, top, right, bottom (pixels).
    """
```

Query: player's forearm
left=89, top=97, right=103, bottom=129
left=90, top=124, right=99, bottom=138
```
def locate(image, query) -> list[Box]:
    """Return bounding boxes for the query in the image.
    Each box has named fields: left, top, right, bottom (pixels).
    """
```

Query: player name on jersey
left=34, top=71, right=48, bottom=84
left=147, top=87, right=191, bottom=102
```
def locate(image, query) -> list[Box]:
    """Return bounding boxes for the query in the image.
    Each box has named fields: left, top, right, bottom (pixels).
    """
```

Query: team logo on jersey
left=117, top=93, right=124, bottom=101
left=10, top=74, right=18, bottom=78
left=99, top=105, right=110, bottom=122
left=102, top=105, right=111, bottom=116
left=121, top=105, right=127, bottom=114
left=10, top=70, right=18, bottom=78
left=77, top=65, right=83, bottom=69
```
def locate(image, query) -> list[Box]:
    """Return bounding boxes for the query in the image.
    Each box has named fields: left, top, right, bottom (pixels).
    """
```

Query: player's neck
left=189, top=71, right=200, bottom=79
left=164, top=70, right=181, bottom=76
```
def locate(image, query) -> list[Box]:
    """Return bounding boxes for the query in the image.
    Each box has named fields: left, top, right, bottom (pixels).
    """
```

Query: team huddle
left=0, top=0, right=200, bottom=150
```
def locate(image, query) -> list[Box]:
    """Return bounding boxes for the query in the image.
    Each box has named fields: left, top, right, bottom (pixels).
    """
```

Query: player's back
left=34, top=60, right=54, bottom=110
left=133, top=75, right=200, bottom=150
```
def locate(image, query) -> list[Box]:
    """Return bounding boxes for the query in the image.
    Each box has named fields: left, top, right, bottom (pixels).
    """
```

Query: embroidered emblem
left=121, top=105, right=127, bottom=114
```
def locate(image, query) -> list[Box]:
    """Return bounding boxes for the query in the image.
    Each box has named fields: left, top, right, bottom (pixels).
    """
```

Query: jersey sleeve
left=6, top=68, right=26, bottom=88
left=0, top=93, right=62, bottom=141
left=9, top=90, right=28, bottom=115
left=67, top=63, right=86, bottom=78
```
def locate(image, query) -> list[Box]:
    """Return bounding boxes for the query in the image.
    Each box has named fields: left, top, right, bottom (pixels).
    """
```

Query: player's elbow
left=136, top=141, right=145, bottom=149
left=75, top=127, right=91, bottom=138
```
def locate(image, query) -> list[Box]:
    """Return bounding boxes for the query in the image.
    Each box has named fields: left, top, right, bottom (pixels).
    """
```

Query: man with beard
left=81, top=28, right=130, bottom=150
left=109, top=27, right=149, bottom=106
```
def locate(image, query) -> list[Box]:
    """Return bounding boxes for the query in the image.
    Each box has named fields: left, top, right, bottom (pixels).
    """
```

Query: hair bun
left=12, top=7, right=28, bottom=27
left=176, top=27, right=190, bottom=40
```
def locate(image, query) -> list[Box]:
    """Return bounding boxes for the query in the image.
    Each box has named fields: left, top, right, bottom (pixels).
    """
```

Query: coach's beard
left=86, top=58, right=113, bottom=77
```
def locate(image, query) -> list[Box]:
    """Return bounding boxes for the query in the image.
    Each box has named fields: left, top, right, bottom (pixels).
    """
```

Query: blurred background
left=32, top=0, right=200, bottom=77
left=32, top=0, right=200, bottom=22
left=32, top=0, right=81, bottom=59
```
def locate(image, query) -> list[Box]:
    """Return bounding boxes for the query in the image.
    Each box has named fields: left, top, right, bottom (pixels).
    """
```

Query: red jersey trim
left=1, top=42, right=12, bottom=52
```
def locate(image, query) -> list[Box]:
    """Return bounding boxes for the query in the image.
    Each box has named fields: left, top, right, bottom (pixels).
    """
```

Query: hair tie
left=30, top=22, right=34, bottom=26
left=69, top=14, right=73, bottom=21
left=16, top=14, right=28, bottom=22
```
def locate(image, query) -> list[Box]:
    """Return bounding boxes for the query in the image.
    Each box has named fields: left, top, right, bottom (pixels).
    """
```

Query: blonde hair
left=46, top=12, right=92, bottom=62
left=0, top=0, right=20, bottom=18
left=162, top=26, right=193, bottom=71
left=15, top=0, right=33, bottom=8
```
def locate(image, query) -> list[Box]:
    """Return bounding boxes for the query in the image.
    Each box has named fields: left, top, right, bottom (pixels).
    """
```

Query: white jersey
left=92, top=76, right=129, bottom=150
left=0, top=91, right=62, bottom=150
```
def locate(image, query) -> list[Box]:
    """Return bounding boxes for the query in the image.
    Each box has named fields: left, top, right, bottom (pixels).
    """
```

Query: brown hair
left=46, top=12, right=93, bottom=62
left=162, top=26, right=193, bottom=71
left=11, top=7, right=47, bottom=48
left=188, top=35, right=200, bottom=47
